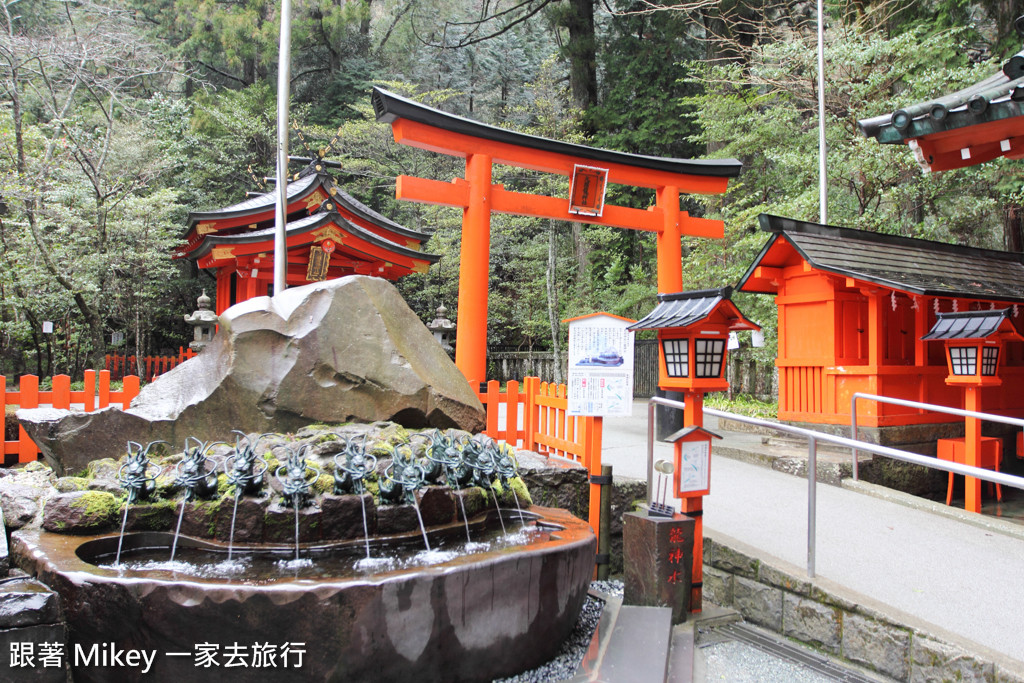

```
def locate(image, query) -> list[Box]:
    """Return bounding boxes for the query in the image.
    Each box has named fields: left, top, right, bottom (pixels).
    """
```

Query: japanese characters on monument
left=565, top=313, right=635, bottom=417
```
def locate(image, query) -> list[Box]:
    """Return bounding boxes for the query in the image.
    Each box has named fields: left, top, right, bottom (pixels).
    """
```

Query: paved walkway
left=601, top=400, right=1024, bottom=668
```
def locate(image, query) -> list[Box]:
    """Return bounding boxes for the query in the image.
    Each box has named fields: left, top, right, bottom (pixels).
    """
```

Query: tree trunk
left=547, top=221, right=564, bottom=384
left=359, top=0, right=372, bottom=36
left=562, top=0, right=598, bottom=125
left=1005, top=202, right=1023, bottom=253
left=571, top=221, right=589, bottom=295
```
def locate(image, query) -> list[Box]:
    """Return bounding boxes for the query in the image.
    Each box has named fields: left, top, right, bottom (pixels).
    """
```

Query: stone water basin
left=12, top=506, right=595, bottom=683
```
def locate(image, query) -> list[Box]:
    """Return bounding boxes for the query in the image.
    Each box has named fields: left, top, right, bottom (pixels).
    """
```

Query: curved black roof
left=372, top=87, right=743, bottom=179
left=738, top=214, right=1024, bottom=303
left=859, top=49, right=1024, bottom=144
left=184, top=173, right=430, bottom=242
left=186, top=173, right=321, bottom=229
left=188, top=211, right=439, bottom=265
left=921, top=309, right=1014, bottom=340
left=628, top=286, right=759, bottom=332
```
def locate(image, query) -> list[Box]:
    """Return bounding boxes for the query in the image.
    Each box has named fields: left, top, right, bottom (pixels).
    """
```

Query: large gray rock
left=20, top=276, right=485, bottom=475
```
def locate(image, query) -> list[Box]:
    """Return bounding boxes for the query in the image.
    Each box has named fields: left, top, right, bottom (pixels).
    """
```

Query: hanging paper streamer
left=911, top=296, right=920, bottom=311
left=952, top=299, right=958, bottom=313
left=891, top=291, right=897, bottom=311
left=990, top=301, right=996, bottom=310
left=933, top=298, right=940, bottom=315
left=1015, top=305, right=1019, bottom=318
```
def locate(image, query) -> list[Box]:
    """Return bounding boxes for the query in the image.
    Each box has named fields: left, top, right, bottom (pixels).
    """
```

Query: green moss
left=85, top=458, right=120, bottom=481
left=368, top=441, right=392, bottom=457
left=387, top=427, right=411, bottom=445
left=124, top=499, right=176, bottom=531
left=312, top=473, right=334, bottom=495
left=154, top=473, right=178, bottom=499
left=70, top=491, right=119, bottom=519
left=59, top=478, right=89, bottom=492
left=215, top=473, right=230, bottom=495
left=313, top=432, right=340, bottom=444
left=263, top=454, right=282, bottom=477
left=508, top=477, right=532, bottom=507
left=186, top=499, right=221, bottom=537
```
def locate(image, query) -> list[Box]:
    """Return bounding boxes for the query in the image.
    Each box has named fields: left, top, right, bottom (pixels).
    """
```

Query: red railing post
left=121, top=375, right=140, bottom=408
left=555, top=383, right=567, bottom=457
left=523, top=376, right=538, bottom=452
left=18, top=375, right=39, bottom=463
left=0, top=375, right=7, bottom=461
left=505, top=380, right=519, bottom=445
left=83, top=369, right=96, bottom=412
left=485, top=380, right=500, bottom=439
left=98, top=370, right=111, bottom=409
left=52, top=375, right=70, bottom=410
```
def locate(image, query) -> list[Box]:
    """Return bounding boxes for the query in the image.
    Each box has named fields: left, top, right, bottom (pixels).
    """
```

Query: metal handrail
left=648, top=396, right=1024, bottom=579
left=850, top=392, right=1024, bottom=480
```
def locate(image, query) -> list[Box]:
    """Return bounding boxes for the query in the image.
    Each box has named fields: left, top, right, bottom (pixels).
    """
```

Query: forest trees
left=1, top=0, right=1022, bottom=387
left=1, top=0, right=190, bottom=376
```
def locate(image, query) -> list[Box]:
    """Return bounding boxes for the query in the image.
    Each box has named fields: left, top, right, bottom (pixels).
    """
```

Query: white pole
left=816, top=0, right=827, bottom=224
left=274, top=0, right=293, bottom=296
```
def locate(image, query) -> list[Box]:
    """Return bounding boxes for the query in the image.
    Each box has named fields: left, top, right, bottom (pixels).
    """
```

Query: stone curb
left=703, top=530, right=1024, bottom=683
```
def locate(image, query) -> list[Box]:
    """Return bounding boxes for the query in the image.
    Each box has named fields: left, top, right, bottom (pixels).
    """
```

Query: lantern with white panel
left=922, top=308, right=1024, bottom=513
left=627, top=287, right=759, bottom=615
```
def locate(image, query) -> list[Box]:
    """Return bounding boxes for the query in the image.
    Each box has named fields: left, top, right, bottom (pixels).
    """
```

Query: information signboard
left=565, top=312, right=635, bottom=416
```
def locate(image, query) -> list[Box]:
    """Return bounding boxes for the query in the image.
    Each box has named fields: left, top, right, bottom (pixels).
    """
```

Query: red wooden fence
left=2, top=371, right=140, bottom=466
left=4, top=369, right=605, bottom=534
left=475, top=376, right=603, bottom=535
left=105, top=347, right=195, bottom=381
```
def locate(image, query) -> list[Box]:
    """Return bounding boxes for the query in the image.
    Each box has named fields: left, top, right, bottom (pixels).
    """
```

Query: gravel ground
left=699, top=641, right=836, bottom=683
left=492, top=579, right=861, bottom=683
left=492, top=579, right=621, bottom=683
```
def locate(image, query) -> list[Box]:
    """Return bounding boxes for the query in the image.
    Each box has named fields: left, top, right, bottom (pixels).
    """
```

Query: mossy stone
left=43, top=491, right=120, bottom=534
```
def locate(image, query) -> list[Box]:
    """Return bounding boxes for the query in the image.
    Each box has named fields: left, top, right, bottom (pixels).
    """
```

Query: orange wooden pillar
left=453, top=153, right=493, bottom=384
left=215, top=268, right=232, bottom=315
left=964, top=386, right=982, bottom=513
left=656, top=185, right=682, bottom=294
left=18, top=375, right=39, bottom=463
left=681, top=389, right=705, bottom=612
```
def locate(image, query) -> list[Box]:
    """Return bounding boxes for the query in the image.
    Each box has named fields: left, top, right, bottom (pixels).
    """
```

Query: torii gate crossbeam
left=372, top=87, right=743, bottom=383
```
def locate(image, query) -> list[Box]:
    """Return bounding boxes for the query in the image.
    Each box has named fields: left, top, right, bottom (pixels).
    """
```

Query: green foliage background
left=1, top=0, right=1021, bottom=392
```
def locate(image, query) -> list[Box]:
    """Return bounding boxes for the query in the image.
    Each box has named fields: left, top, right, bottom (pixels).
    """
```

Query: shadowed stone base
left=11, top=506, right=595, bottom=683
left=623, top=512, right=695, bottom=624
left=320, top=494, right=375, bottom=540
left=0, top=578, right=68, bottom=683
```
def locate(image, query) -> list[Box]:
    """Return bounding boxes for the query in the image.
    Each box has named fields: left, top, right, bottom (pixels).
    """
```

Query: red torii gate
left=372, top=87, right=742, bottom=382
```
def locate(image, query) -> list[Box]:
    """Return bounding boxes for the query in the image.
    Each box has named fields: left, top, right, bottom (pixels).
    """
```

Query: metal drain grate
left=709, top=622, right=885, bottom=683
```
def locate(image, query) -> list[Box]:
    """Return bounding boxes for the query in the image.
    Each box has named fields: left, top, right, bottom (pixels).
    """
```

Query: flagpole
left=817, top=0, right=828, bottom=224
left=274, top=0, right=293, bottom=296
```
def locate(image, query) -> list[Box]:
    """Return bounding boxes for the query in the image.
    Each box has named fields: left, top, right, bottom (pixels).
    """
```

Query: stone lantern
left=184, top=290, right=219, bottom=352
left=427, top=304, right=455, bottom=355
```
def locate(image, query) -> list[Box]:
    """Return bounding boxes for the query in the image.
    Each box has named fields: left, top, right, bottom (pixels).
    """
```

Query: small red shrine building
left=176, top=166, right=438, bottom=314
left=737, top=214, right=1024, bottom=430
